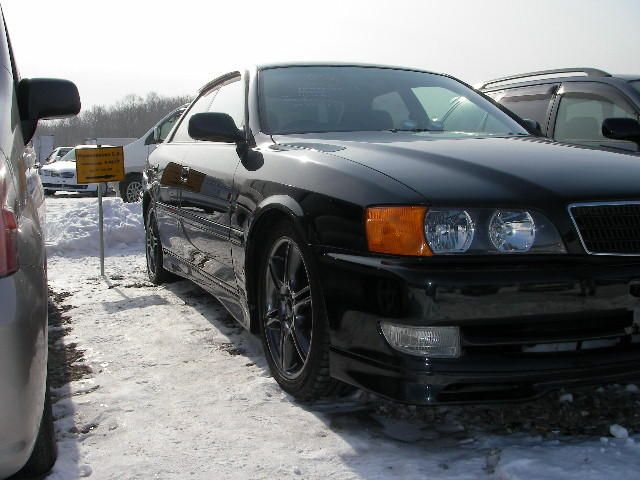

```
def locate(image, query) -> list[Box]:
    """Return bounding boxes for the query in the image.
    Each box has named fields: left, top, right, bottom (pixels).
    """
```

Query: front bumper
left=42, top=180, right=92, bottom=192
left=319, top=252, right=640, bottom=404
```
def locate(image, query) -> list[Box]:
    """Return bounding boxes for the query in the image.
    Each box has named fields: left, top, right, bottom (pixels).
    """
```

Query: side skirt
left=162, top=249, right=251, bottom=330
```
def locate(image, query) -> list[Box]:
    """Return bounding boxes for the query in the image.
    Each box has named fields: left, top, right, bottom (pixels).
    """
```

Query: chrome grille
left=570, top=202, right=640, bottom=255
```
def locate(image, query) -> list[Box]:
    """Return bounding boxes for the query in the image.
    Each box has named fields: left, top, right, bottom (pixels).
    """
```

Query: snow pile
left=45, top=197, right=144, bottom=256
left=610, top=424, right=630, bottom=439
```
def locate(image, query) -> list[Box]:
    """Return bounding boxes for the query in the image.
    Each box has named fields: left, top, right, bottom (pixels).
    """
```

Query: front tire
left=145, top=208, right=173, bottom=285
left=119, top=173, right=144, bottom=203
left=258, top=221, right=343, bottom=402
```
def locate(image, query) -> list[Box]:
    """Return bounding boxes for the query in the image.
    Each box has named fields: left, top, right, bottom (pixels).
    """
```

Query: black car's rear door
left=179, top=76, right=245, bottom=290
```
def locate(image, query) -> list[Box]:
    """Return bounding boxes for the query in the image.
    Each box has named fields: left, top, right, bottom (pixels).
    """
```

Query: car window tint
left=172, top=89, right=217, bottom=142
left=555, top=93, right=636, bottom=143
left=412, top=86, right=460, bottom=121
left=413, top=86, right=513, bottom=133
left=209, top=79, right=245, bottom=130
left=488, top=85, right=556, bottom=132
left=158, top=113, right=181, bottom=142
left=260, top=67, right=527, bottom=136
left=371, top=91, right=410, bottom=129
left=440, top=99, right=489, bottom=131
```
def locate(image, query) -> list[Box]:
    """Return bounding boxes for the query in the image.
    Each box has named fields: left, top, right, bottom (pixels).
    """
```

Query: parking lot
left=41, top=195, right=640, bottom=479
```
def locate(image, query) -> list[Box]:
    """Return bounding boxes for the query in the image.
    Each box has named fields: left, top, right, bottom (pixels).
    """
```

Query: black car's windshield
left=259, top=66, right=528, bottom=137
left=631, top=80, right=640, bottom=95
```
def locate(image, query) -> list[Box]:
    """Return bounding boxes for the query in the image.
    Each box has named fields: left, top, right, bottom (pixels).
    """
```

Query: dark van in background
left=479, top=68, right=640, bottom=152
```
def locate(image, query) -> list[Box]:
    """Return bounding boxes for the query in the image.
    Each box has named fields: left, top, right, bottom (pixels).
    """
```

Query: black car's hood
left=272, top=132, right=640, bottom=209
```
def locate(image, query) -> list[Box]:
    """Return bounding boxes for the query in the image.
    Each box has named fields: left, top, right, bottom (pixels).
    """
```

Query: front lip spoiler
left=330, top=347, right=640, bottom=405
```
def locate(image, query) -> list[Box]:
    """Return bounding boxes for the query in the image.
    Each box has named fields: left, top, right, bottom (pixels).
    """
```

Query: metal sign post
left=75, top=146, right=125, bottom=278
left=97, top=174, right=105, bottom=276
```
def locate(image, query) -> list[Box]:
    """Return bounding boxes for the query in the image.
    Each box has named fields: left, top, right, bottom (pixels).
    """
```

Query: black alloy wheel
left=145, top=209, right=172, bottom=284
left=259, top=222, right=348, bottom=401
left=263, top=237, right=313, bottom=379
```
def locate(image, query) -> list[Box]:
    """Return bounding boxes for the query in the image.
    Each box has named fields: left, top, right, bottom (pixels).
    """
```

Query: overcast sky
left=3, top=0, right=639, bottom=109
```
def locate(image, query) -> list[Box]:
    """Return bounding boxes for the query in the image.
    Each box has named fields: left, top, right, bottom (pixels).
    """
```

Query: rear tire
left=258, top=221, right=347, bottom=402
left=119, top=173, right=144, bottom=203
left=15, top=384, right=57, bottom=478
left=145, top=207, right=174, bottom=285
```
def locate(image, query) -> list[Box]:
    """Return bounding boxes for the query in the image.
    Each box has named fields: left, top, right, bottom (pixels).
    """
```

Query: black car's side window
left=208, top=78, right=245, bottom=131
left=486, top=84, right=558, bottom=135
left=171, top=88, right=218, bottom=143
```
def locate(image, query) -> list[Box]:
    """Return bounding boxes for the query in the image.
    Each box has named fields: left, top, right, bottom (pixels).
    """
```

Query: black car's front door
left=179, top=76, right=245, bottom=292
left=153, top=89, right=217, bottom=262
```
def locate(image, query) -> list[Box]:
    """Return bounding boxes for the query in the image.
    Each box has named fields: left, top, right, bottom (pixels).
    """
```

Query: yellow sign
left=76, top=147, right=125, bottom=184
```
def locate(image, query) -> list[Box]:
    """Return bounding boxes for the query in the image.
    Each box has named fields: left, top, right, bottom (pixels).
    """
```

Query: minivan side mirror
left=602, top=118, right=640, bottom=144
left=522, top=118, right=543, bottom=136
left=188, top=113, right=244, bottom=143
left=18, top=78, right=81, bottom=144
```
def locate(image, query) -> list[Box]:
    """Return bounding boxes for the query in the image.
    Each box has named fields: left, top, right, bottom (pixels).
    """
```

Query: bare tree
left=37, top=92, right=192, bottom=146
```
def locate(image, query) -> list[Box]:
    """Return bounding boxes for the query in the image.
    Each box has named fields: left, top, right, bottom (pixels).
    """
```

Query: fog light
left=380, top=322, right=460, bottom=358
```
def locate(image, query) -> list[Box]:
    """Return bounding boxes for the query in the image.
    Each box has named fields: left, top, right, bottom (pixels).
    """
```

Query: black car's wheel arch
left=142, top=192, right=152, bottom=229
left=245, top=201, right=312, bottom=334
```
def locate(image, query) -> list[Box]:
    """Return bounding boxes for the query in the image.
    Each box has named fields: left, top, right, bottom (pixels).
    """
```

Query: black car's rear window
left=259, top=66, right=527, bottom=137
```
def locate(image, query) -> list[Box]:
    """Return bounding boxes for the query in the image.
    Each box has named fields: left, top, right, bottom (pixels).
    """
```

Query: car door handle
left=181, top=166, right=190, bottom=183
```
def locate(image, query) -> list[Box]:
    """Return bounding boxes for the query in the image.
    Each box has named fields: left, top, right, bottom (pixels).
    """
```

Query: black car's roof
left=199, top=62, right=447, bottom=93
left=256, top=62, right=440, bottom=75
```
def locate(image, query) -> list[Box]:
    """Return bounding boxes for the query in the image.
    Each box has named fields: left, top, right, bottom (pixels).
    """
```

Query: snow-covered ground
left=44, top=195, right=640, bottom=479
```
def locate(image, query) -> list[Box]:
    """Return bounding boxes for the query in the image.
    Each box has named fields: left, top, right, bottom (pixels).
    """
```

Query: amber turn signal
left=365, top=206, right=432, bottom=256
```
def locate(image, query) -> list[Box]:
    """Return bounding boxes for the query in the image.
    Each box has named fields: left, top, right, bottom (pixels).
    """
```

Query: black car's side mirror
left=189, top=113, right=244, bottom=143
left=602, top=118, right=640, bottom=144
left=18, top=78, right=81, bottom=144
left=522, top=118, right=543, bottom=136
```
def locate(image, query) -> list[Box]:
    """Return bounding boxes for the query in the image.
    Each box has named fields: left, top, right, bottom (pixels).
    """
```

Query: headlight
left=425, top=209, right=475, bottom=253
left=366, top=206, right=566, bottom=255
left=489, top=210, right=535, bottom=253
left=425, top=207, right=564, bottom=254
left=41, top=170, right=50, bottom=177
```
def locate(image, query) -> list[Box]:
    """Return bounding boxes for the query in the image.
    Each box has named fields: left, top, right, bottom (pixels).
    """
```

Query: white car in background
left=43, top=145, right=72, bottom=164
left=118, top=105, right=187, bottom=202
left=40, top=145, right=108, bottom=196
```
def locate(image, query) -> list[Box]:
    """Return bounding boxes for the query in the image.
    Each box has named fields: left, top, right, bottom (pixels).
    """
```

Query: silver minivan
left=0, top=5, right=80, bottom=479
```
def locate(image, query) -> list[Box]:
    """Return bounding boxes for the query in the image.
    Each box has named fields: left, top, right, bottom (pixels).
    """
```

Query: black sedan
left=143, top=63, right=640, bottom=405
